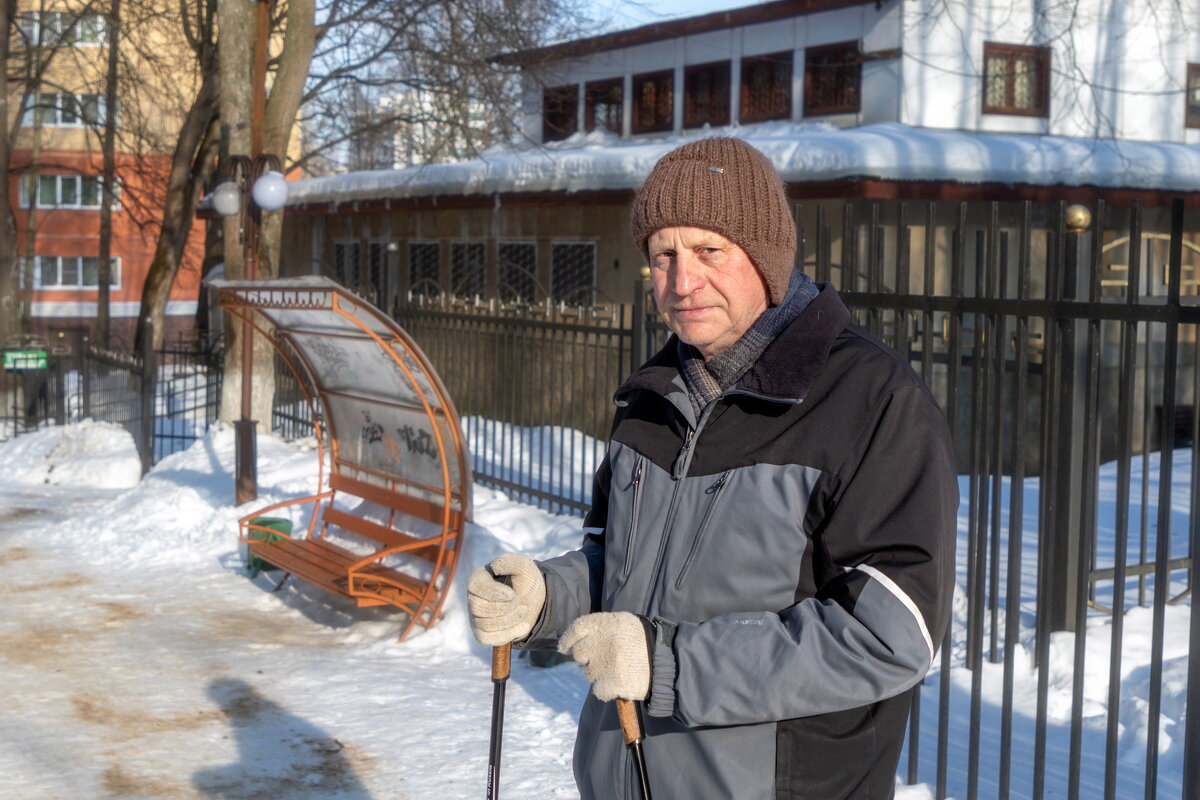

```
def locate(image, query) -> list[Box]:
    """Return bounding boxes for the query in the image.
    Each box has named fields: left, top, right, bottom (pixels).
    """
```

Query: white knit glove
left=467, top=553, right=546, bottom=647
left=558, top=611, right=651, bottom=702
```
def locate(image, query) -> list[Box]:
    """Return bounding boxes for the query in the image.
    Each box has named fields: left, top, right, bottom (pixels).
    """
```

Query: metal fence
left=2, top=333, right=224, bottom=472
left=817, top=198, right=1197, bottom=800
left=393, top=297, right=651, bottom=514
left=393, top=198, right=1196, bottom=799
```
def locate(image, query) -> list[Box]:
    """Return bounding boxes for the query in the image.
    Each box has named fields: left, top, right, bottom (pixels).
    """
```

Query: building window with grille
left=18, top=12, right=107, bottom=46
left=803, top=43, right=860, bottom=116
left=23, top=92, right=116, bottom=128
left=498, top=242, right=539, bottom=302
left=741, top=52, right=793, bottom=123
left=20, top=174, right=118, bottom=209
left=586, top=79, right=623, bottom=134
left=1187, top=64, right=1200, bottom=128
left=543, top=85, right=579, bottom=142
left=34, top=255, right=120, bottom=289
left=685, top=61, right=730, bottom=129
left=450, top=241, right=486, bottom=297
left=550, top=242, right=596, bottom=303
left=409, top=241, right=440, bottom=296
left=632, top=70, right=673, bottom=134
left=982, top=42, right=1050, bottom=117
left=333, top=241, right=361, bottom=289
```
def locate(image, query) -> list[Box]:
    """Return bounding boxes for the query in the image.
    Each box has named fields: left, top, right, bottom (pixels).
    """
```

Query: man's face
left=648, top=226, right=770, bottom=361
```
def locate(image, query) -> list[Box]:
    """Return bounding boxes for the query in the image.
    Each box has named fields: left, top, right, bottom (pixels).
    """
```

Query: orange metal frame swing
left=216, top=278, right=472, bottom=641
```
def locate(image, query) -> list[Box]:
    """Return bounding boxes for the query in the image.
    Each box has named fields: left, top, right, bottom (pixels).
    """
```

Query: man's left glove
left=558, top=611, right=651, bottom=702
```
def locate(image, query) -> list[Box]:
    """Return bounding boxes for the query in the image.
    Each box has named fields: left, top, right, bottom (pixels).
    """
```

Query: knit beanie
left=631, top=137, right=797, bottom=305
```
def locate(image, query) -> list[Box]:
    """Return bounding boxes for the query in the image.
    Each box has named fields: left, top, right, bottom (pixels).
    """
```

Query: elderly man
left=468, top=137, right=958, bottom=800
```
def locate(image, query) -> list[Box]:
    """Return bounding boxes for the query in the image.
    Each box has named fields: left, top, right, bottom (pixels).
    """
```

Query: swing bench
left=215, top=277, right=472, bottom=641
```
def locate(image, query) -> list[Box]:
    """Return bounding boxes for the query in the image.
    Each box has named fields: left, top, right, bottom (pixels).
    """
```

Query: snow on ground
left=0, top=421, right=1190, bottom=798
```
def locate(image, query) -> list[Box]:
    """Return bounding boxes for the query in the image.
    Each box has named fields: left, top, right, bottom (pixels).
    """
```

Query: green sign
left=3, top=349, right=48, bottom=370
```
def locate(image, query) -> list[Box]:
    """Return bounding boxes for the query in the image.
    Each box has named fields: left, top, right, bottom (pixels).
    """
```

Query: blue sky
left=590, top=0, right=763, bottom=31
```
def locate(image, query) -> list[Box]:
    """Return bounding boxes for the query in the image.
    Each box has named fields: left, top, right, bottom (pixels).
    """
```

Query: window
left=632, top=70, right=674, bottom=134
left=685, top=61, right=731, bottom=128
left=367, top=242, right=390, bottom=305
left=741, top=51, right=793, bottom=122
left=803, top=43, right=859, bottom=116
left=408, top=242, right=441, bottom=296
left=983, top=43, right=1050, bottom=117
left=550, top=242, right=596, bottom=302
left=1187, top=64, right=1200, bottom=128
left=18, top=12, right=107, bottom=46
left=498, top=242, right=538, bottom=302
left=450, top=241, right=486, bottom=297
left=543, top=85, right=578, bottom=142
left=333, top=241, right=361, bottom=288
left=585, top=79, right=623, bottom=134
left=20, top=174, right=118, bottom=209
left=23, top=92, right=117, bottom=128
left=34, top=255, right=120, bottom=289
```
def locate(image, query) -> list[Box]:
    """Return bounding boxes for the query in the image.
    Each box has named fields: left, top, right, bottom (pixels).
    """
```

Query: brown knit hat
left=631, top=137, right=796, bottom=305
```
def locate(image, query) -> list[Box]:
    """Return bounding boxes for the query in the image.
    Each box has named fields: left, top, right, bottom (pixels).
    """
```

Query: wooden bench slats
left=329, top=473, right=462, bottom=528
left=251, top=537, right=425, bottom=609
left=322, top=507, right=450, bottom=563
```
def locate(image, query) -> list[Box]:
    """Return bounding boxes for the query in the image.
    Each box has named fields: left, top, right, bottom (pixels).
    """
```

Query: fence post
left=631, top=270, right=651, bottom=373
left=138, top=318, right=156, bottom=475
left=81, top=336, right=91, bottom=419
left=1046, top=205, right=1093, bottom=632
left=53, top=353, right=65, bottom=425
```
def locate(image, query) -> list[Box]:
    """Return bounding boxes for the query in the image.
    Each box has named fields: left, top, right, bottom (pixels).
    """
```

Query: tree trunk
left=135, top=73, right=219, bottom=354
left=0, top=0, right=18, bottom=343
left=96, top=0, right=122, bottom=347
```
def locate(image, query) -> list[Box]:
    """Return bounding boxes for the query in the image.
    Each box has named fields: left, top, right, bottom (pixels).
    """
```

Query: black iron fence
left=2, top=333, right=224, bottom=472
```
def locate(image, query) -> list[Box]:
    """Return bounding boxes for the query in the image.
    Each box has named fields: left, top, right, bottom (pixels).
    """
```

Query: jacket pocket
left=621, top=458, right=645, bottom=581
left=674, top=470, right=730, bottom=589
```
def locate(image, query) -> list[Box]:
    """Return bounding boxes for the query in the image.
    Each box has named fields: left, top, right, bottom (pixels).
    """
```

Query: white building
left=507, top=0, right=1200, bottom=145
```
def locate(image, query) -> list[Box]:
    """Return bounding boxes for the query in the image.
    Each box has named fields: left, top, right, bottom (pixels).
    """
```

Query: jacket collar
left=616, top=283, right=852, bottom=405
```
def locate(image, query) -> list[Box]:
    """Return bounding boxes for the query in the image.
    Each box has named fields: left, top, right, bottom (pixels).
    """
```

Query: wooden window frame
left=982, top=42, right=1051, bottom=118
left=803, top=42, right=860, bottom=116
left=585, top=78, right=623, bottom=133
left=543, top=84, right=579, bottom=142
left=741, top=51, right=793, bottom=123
left=684, top=60, right=731, bottom=129
left=1187, top=64, right=1200, bottom=129
left=632, top=70, right=674, bottom=134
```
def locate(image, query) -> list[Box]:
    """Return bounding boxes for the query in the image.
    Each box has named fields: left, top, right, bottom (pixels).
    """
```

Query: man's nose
left=670, top=254, right=705, bottom=295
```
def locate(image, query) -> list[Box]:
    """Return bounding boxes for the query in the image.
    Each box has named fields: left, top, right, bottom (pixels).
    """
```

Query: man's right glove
left=467, top=552, right=547, bottom=646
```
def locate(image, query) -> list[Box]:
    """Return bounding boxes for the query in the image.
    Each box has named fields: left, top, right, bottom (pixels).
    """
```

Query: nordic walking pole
left=487, top=643, right=511, bottom=800
left=617, top=698, right=653, bottom=800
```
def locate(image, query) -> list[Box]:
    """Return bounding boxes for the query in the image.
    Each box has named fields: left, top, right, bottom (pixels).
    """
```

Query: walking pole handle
left=492, top=643, right=511, bottom=682
left=616, top=698, right=641, bottom=746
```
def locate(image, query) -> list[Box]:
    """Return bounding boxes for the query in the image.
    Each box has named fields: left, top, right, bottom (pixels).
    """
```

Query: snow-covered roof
left=287, top=122, right=1200, bottom=207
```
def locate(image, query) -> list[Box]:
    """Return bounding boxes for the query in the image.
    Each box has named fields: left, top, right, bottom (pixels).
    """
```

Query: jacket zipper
left=622, top=459, right=644, bottom=580
left=673, top=470, right=730, bottom=589
left=641, top=410, right=710, bottom=614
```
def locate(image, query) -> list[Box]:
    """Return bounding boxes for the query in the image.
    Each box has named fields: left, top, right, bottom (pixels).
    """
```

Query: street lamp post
left=213, top=155, right=289, bottom=505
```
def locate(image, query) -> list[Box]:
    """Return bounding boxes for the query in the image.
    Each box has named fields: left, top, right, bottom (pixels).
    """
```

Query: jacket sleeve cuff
left=647, top=617, right=678, bottom=717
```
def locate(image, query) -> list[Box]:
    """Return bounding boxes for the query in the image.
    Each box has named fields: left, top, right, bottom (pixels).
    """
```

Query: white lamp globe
left=211, top=181, right=242, bottom=216
left=252, top=170, right=289, bottom=211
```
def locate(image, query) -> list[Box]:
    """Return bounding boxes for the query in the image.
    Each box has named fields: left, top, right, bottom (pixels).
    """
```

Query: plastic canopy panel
left=213, top=276, right=471, bottom=639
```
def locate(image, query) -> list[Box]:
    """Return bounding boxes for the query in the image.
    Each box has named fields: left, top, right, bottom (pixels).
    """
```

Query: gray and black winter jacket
left=525, top=283, right=958, bottom=800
